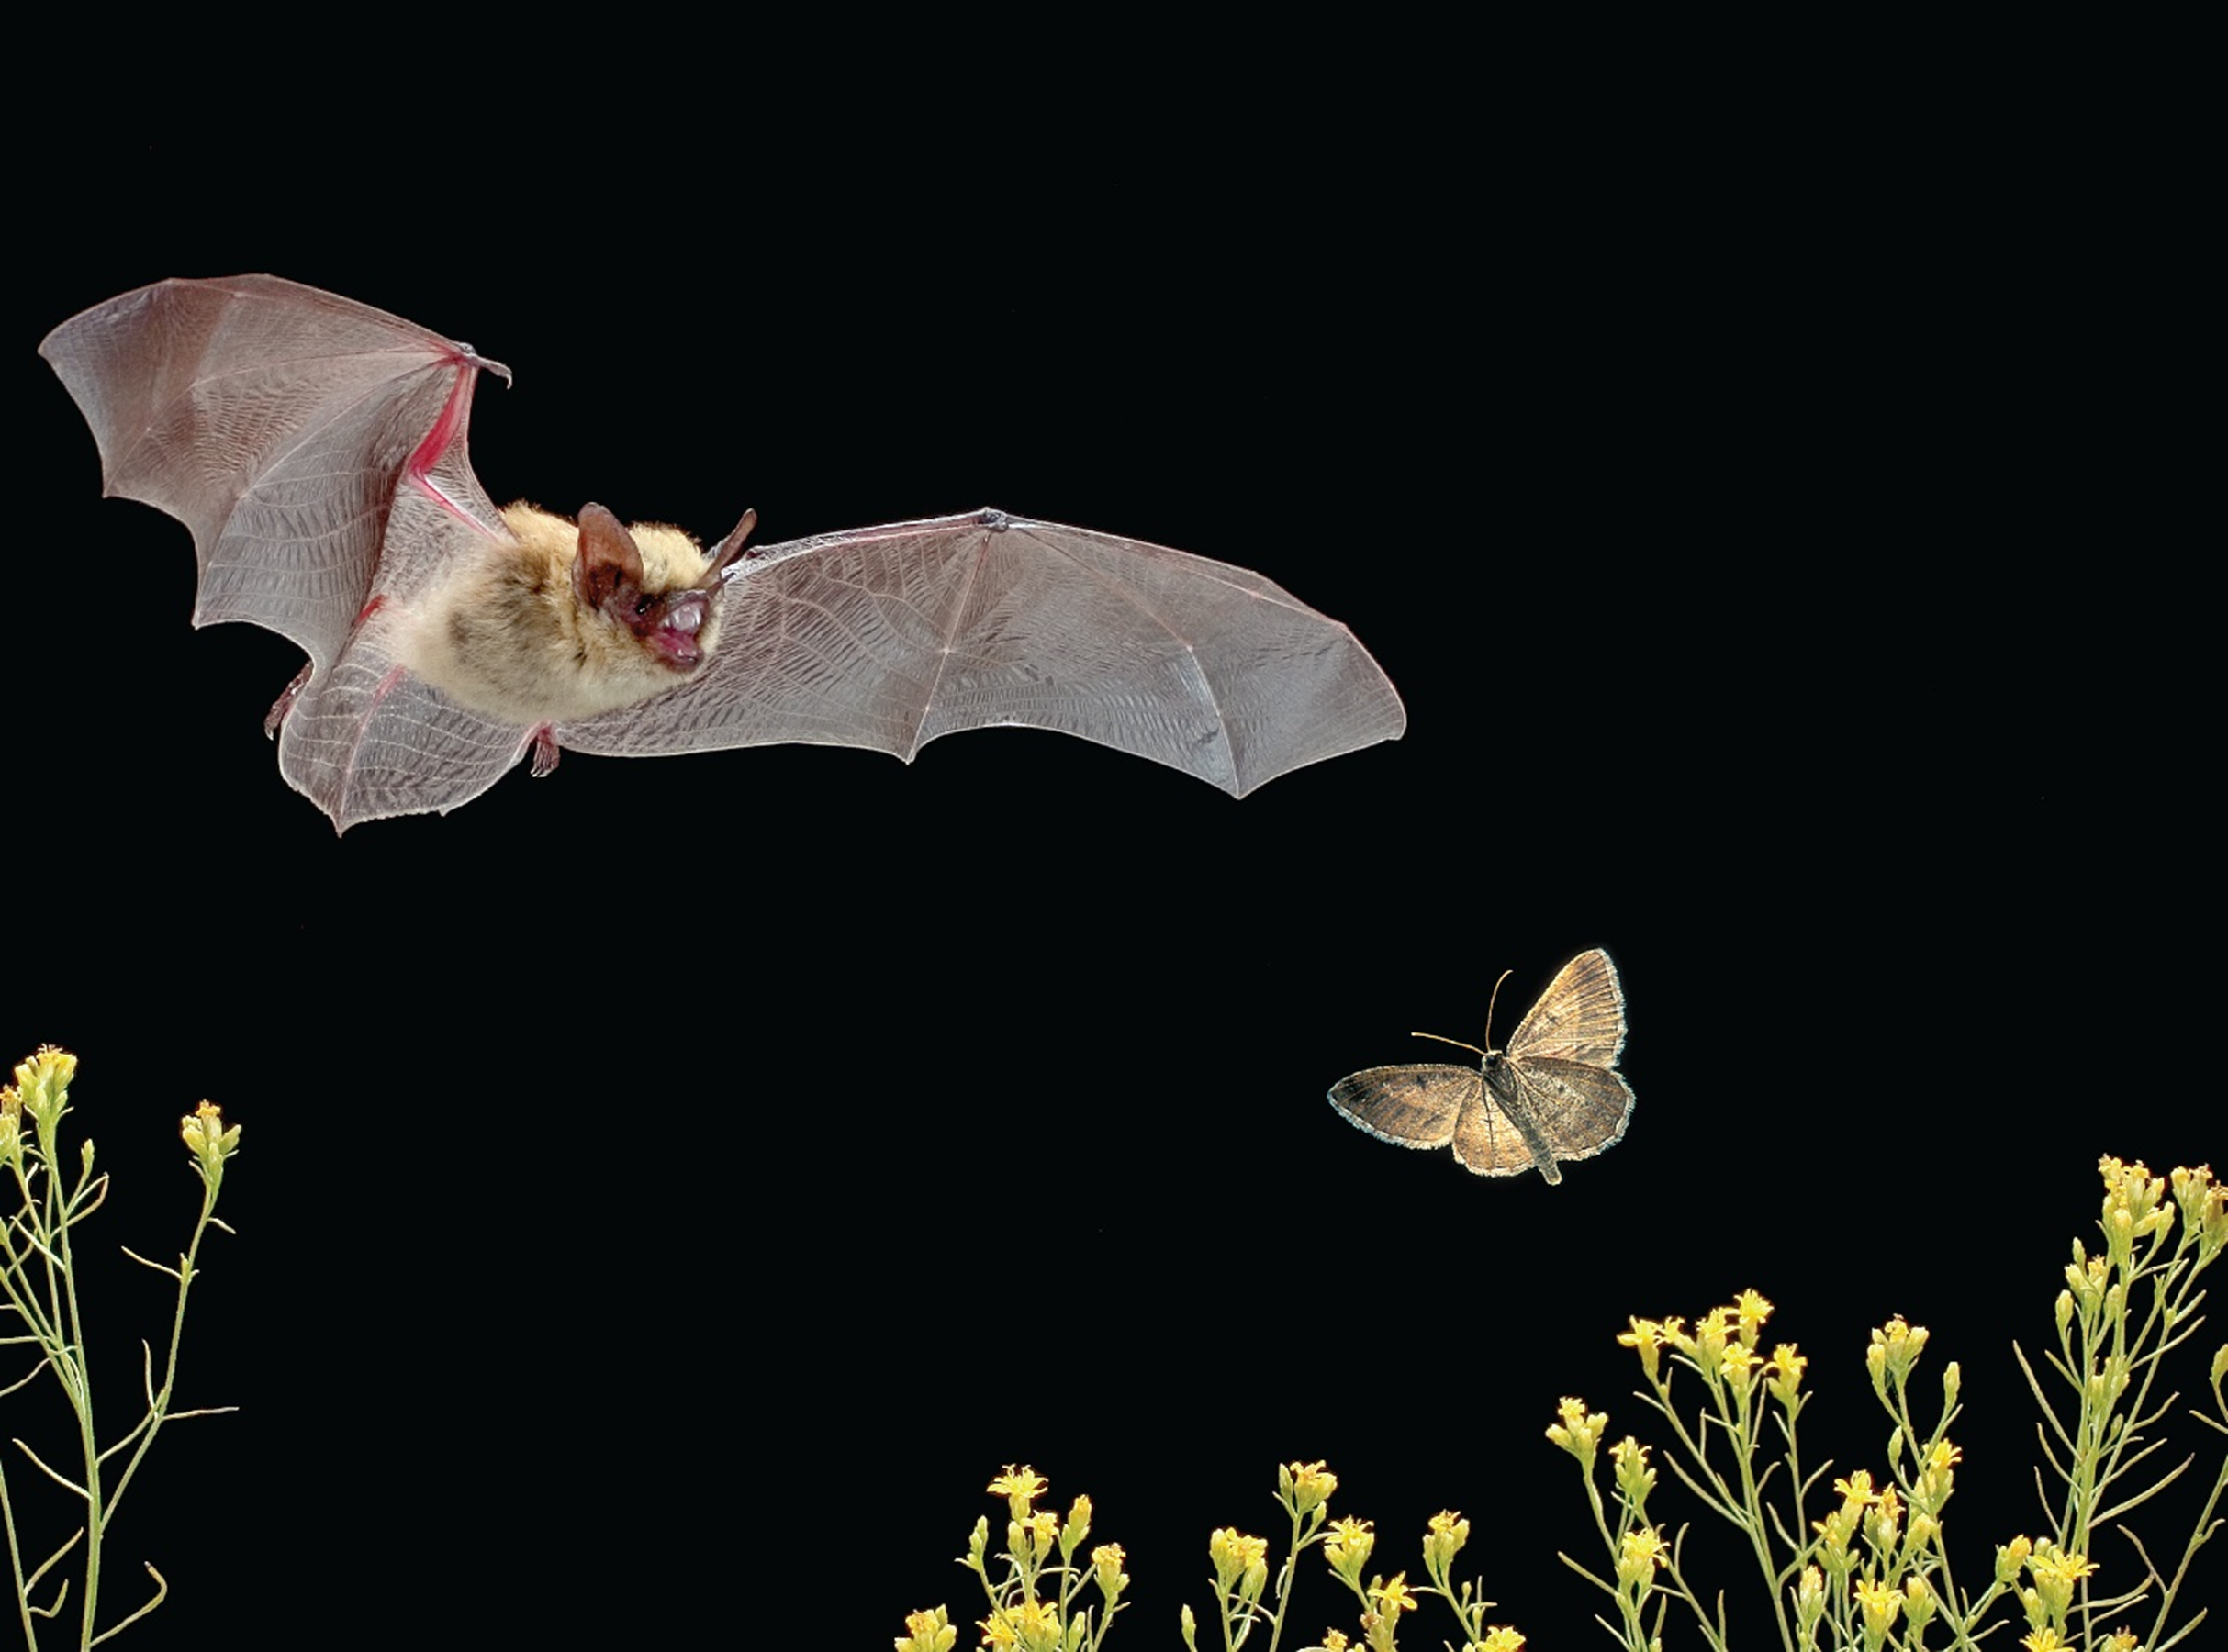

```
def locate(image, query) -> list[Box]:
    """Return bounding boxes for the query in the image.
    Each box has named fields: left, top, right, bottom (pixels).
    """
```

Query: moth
left=1327, top=948, right=1633, bottom=1184
left=39, top=275, right=1405, bottom=831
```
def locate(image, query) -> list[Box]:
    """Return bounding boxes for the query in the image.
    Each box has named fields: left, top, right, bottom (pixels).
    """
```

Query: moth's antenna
left=1409, top=1031, right=1488, bottom=1058
left=1483, top=967, right=1515, bottom=1050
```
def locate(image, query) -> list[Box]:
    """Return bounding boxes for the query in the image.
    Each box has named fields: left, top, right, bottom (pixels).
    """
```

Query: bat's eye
left=634, top=597, right=654, bottom=616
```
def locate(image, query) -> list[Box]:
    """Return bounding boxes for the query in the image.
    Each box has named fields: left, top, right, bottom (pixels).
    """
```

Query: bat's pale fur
left=397, top=504, right=726, bottom=726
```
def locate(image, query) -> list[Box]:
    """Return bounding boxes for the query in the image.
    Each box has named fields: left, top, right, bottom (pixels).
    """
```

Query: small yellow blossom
left=1422, top=1511, right=1469, bottom=1581
left=1733, top=1289, right=1774, bottom=1346
left=1693, top=1308, right=1731, bottom=1380
left=1321, top=1634, right=1349, bottom=1652
left=2018, top=1631, right=2066, bottom=1652
left=895, top=1604, right=958, bottom=1652
left=1766, top=1343, right=1808, bottom=1407
left=1866, top=1317, right=1929, bottom=1396
left=1794, top=1566, right=1827, bottom=1633
left=988, top=1465, right=1047, bottom=1514
left=1618, top=1317, right=1666, bottom=1382
left=1210, top=1527, right=1270, bottom=1595
left=2025, top=1544, right=2099, bottom=1619
left=12, top=1046, right=76, bottom=1123
left=1616, top=1527, right=1668, bottom=1589
left=1864, top=1485, right=1904, bottom=1558
left=1719, top=1340, right=1759, bottom=1394
left=1901, top=1573, right=1938, bottom=1633
left=979, top=1599, right=1061, bottom=1652
left=1475, top=1631, right=1525, bottom=1651
left=1326, top=1516, right=1375, bottom=1584
left=1368, top=1574, right=1418, bottom=1615
left=1281, top=1459, right=1338, bottom=1516
left=1091, top=1543, right=1128, bottom=1602
left=1546, top=1397, right=1607, bottom=1465
left=180, top=1099, right=242, bottom=1177
left=1610, top=1436, right=1656, bottom=1506
left=1853, top=1574, right=1903, bottom=1635
left=2170, top=1165, right=2226, bottom=1261
left=1995, top=1535, right=2032, bottom=1584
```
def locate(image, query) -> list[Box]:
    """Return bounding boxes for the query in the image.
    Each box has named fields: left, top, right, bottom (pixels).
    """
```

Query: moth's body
left=1327, top=950, right=1634, bottom=1183
left=396, top=503, right=734, bottom=728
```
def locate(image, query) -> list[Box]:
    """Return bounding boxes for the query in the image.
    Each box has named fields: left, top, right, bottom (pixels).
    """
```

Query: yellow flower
left=1322, top=1634, right=1349, bottom=1652
left=1060, top=1494, right=1092, bottom=1556
left=1834, top=1471, right=1879, bottom=1511
left=2027, top=1547, right=2098, bottom=1585
left=2018, top=1631, right=2066, bottom=1652
left=987, top=1465, right=1047, bottom=1520
left=1282, top=1459, right=1338, bottom=1515
left=1210, top=1527, right=1269, bottom=1591
left=2025, top=1544, right=2099, bottom=1620
left=1475, top=1632, right=1525, bottom=1652
left=1422, top=1511, right=1469, bottom=1580
left=180, top=1099, right=242, bottom=1174
left=1616, top=1527, right=1668, bottom=1588
left=1853, top=1574, right=1903, bottom=1635
left=1766, top=1344, right=1808, bottom=1407
left=1611, top=1436, right=1656, bottom=1505
left=12, top=1046, right=76, bottom=1122
left=1618, top=1317, right=1666, bottom=1381
left=1719, top=1340, right=1759, bottom=1393
left=1325, top=1516, right=1375, bottom=1584
left=1794, top=1566, right=1826, bottom=1632
left=1546, top=1397, right=1607, bottom=1464
left=980, top=1600, right=1062, bottom=1652
left=1995, top=1535, right=2032, bottom=1584
left=1693, top=1308, right=1731, bottom=1379
left=1091, top=1543, right=1128, bottom=1602
left=1368, top=1574, right=1418, bottom=1615
left=1867, top=1317, right=1929, bottom=1395
left=895, top=1604, right=958, bottom=1652
left=1733, top=1289, right=1774, bottom=1345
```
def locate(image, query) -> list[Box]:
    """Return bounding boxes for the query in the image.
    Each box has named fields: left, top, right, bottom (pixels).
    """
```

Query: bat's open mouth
left=643, top=591, right=711, bottom=668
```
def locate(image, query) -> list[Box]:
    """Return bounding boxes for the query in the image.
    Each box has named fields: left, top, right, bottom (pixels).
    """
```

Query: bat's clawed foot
left=263, top=662, right=314, bottom=738
left=530, top=727, right=561, bottom=779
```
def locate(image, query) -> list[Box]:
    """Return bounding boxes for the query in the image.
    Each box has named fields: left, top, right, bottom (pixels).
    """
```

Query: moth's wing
left=561, top=509, right=1406, bottom=797
left=1327, top=1064, right=1478, bottom=1151
left=41, top=274, right=526, bottom=831
left=1506, top=948, right=1628, bottom=1066
left=1491, top=1056, right=1636, bottom=1176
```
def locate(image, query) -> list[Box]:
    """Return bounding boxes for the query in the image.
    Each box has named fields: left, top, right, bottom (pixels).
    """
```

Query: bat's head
left=572, top=502, right=754, bottom=674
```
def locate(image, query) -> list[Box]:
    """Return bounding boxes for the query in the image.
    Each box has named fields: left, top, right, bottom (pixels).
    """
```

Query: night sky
left=11, top=53, right=2210, bottom=1650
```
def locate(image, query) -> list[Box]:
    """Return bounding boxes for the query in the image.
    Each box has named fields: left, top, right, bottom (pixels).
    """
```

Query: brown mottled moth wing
left=1486, top=1057, right=1635, bottom=1185
left=1506, top=948, right=1628, bottom=1066
left=1327, top=1065, right=1480, bottom=1152
left=1450, top=1072, right=1560, bottom=1178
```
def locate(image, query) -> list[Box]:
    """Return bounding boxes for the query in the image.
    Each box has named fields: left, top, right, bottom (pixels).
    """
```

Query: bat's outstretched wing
left=561, top=509, right=1405, bottom=796
left=45, top=275, right=1405, bottom=827
left=40, top=274, right=531, bottom=829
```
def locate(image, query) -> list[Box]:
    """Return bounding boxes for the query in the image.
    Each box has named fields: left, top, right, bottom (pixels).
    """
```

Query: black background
left=7, top=34, right=2212, bottom=1650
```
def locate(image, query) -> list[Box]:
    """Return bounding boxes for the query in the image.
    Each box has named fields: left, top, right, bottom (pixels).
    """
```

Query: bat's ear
left=573, top=502, right=646, bottom=612
left=702, top=507, right=759, bottom=585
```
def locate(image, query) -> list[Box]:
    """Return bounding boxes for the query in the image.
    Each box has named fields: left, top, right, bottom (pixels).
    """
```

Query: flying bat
left=1327, top=949, right=1634, bottom=1184
left=39, top=275, right=1405, bottom=831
